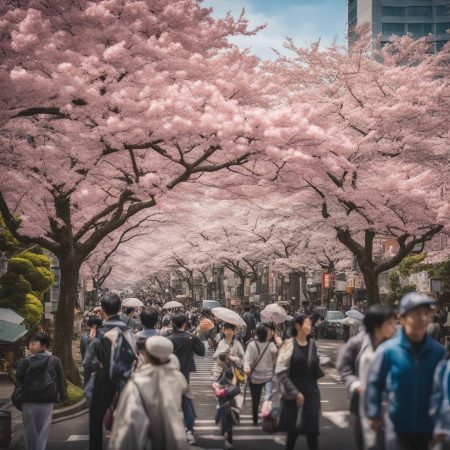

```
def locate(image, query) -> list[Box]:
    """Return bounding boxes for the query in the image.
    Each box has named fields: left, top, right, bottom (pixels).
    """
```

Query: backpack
left=24, top=356, right=57, bottom=403
left=106, top=327, right=137, bottom=392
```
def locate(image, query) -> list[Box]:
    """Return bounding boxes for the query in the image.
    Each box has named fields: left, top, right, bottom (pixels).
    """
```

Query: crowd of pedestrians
left=10, top=291, right=450, bottom=450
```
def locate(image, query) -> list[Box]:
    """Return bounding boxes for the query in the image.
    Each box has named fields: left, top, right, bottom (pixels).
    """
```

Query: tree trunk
left=53, top=258, right=82, bottom=385
left=359, top=262, right=381, bottom=305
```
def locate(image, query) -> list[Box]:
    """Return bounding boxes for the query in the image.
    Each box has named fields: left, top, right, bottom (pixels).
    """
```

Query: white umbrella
left=211, top=307, right=246, bottom=327
left=163, top=300, right=183, bottom=310
left=345, top=309, right=364, bottom=321
left=122, top=297, right=144, bottom=308
left=261, top=303, right=288, bottom=324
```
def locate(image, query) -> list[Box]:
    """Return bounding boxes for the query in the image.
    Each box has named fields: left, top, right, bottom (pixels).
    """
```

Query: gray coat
left=336, top=331, right=365, bottom=396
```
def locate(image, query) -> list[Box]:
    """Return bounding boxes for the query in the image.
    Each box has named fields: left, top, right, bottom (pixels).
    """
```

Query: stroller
left=212, top=354, right=243, bottom=449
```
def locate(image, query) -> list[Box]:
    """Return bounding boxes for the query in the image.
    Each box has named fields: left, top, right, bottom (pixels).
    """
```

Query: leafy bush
left=0, top=272, right=31, bottom=306
left=16, top=293, right=43, bottom=328
left=56, top=382, right=84, bottom=408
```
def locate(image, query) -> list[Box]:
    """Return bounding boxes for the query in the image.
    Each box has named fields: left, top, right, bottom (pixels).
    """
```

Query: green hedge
left=56, top=382, right=84, bottom=409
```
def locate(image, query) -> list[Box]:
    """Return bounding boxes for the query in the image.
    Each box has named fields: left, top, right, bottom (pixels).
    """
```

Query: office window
left=435, top=5, right=450, bottom=16
left=382, top=6, right=406, bottom=17
left=408, top=6, right=432, bottom=17
left=382, top=23, right=405, bottom=35
left=408, top=23, right=432, bottom=36
left=349, top=8, right=357, bottom=23
left=436, top=22, right=450, bottom=34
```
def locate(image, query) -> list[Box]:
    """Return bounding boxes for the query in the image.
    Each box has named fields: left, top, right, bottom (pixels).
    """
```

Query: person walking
left=357, top=305, right=396, bottom=450
left=169, top=312, right=205, bottom=445
left=14, top=333, right=66, bottom=450
left=242, top=307, right=257, bottom=346
left=135, top=307, right=159, bottom=351
left=213, top=323, right=245, bottom=381
left=119, top=306, right=140, bottom=331
left=108, top=336, right=188, bottom=450
left=243, top=324, right=278, bottom=425
left=212, top=323, right=245, bottom=449
left=275, top=314, right=324, bottom=450
left=84, top=293, right=136, bottom=450
left=430, top=353, right=450, bottom=450
left=365, top=292, right=446, bottom=450
left=80, top=316, right=102, bottom=387
left=337, top=327, right=366, bottom=450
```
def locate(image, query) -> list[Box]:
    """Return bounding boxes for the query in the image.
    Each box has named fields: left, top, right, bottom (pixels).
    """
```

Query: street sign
left=322, top=273, right=331, bottom=289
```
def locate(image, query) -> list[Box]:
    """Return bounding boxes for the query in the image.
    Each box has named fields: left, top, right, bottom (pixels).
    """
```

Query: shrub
left=56, top=382, right=84, bottom=408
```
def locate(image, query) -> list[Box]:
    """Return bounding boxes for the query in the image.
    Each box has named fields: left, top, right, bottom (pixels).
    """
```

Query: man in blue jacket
left=365, top=292, right=446, bottom=450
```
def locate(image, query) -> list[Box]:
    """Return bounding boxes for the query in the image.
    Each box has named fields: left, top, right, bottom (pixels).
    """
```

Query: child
left=213, top=361, right=241, bottom=450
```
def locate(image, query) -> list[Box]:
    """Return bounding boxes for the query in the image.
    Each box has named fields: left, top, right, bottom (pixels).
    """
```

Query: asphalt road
left=15, top=339, right=352, bottom=450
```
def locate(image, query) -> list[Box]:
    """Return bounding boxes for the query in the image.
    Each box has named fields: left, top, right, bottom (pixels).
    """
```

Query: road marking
left=196, top=419, right=254, bottom=424
left=322, top=411, right=350, bottom=429
left=196, top=425, right=259, bottom=431
left=197, top=434, right=281, bottom=441
left=67, top=435, right=88, bottom=441
left=319, top=382, right=336, bottom=385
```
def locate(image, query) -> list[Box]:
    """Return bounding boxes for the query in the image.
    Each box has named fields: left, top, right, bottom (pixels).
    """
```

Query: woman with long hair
left=275, top=313, right=324, bottom=450
left=244, top=323, right=278, bottom=425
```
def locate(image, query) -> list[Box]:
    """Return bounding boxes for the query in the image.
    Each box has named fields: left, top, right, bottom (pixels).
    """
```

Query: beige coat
left=108, top=356, right=188, bottom=450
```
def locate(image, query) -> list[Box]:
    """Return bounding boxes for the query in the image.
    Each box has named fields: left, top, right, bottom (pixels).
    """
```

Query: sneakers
left=186, top=430, right=196, bottom=445
left=224, top=441, right=233, bottom=450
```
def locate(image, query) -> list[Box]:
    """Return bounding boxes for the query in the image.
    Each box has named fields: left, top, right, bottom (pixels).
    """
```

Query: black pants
left=286, top=433, right=319, bottom=450
left=396, top=434, right=432, bottom=450
left=249, top=381, right=265, bottom=425
left=89, top=380, right=114, bottom=450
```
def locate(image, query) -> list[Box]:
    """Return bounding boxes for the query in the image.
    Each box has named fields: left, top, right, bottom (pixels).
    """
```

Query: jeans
left=249, top=380, right=273, bottom=424
left=22, top=403, right=53, bottom=450
left=182, top=394, right=196, bottom=432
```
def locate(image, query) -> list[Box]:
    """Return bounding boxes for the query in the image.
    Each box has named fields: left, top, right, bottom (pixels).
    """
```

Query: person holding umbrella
left=212, top=323, right=245, bottom=450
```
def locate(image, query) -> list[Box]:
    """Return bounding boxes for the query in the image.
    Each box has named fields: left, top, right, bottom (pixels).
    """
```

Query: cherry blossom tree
left=265, top=32, right=450, bottom=304
left=0, top=0, right=304, bottom=382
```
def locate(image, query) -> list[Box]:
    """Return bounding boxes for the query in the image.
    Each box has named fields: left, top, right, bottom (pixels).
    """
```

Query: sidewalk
left=0, top=339, right=85, bottom=448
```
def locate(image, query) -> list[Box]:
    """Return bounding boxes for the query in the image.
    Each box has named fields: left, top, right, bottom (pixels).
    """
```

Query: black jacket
left=83, top=316, right=129, bottom=384
left=16, top=352, right=66, bottom=403
left=169, top=330, right=205, bottom=381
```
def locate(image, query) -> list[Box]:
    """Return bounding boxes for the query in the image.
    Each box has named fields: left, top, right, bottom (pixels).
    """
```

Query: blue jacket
left=430, top=356, right=450, bottom=436
left=365, top=329, right=446, bottom=435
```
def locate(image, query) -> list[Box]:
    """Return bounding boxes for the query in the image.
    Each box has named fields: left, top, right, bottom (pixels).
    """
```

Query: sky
left=203, top=0, right=347, bottom=59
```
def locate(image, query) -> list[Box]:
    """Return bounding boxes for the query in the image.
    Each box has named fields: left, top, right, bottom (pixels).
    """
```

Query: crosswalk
left=191, top=344, right=350, bottom=447
left=66, top=342, right=350, bottom=447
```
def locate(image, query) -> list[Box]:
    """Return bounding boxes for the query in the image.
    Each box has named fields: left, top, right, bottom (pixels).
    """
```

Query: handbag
left=261, top=402, right=283, bottom=434
left=11, top=384, right=24, bottom=411
left=103, top=404, right=114, bottom=431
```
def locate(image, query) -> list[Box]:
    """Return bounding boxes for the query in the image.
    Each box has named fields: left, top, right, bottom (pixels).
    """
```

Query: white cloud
left=204, top=0, right=346, bottom=60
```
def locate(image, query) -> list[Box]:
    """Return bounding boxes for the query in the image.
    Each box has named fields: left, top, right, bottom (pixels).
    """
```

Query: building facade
left=348, top=0, right=450, bottom=50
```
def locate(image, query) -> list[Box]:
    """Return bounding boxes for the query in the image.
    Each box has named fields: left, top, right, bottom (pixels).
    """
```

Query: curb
left=52, top=398, right=88, bottom=422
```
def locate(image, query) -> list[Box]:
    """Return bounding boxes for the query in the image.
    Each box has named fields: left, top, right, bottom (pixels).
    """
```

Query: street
left=15, top=340, right=352, bottom=450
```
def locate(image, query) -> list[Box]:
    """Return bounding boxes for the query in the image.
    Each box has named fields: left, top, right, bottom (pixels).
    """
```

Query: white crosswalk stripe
left=66, top=342, right=346, bottom=444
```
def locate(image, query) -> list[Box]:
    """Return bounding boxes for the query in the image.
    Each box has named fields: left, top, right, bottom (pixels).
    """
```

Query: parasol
left=122, top=297, right=144, bottom=308
left=162, top=300, right=183, bottom=310
left=211, top=307, right=246, bottom=327
left=261, top=303, right=288, bottom=324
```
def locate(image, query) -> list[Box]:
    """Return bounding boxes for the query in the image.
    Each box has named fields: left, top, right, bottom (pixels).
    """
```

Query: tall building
left=348, top=0, right=450, bottom=50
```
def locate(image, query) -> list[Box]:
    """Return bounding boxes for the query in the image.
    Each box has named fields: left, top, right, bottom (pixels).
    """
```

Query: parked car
left=321, top=310, right=345, bottom=339
left=202, top=299, right=221, bottom=310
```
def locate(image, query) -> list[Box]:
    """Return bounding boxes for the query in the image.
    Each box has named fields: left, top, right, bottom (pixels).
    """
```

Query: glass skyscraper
left=348, top=0, right=450, bottom=50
